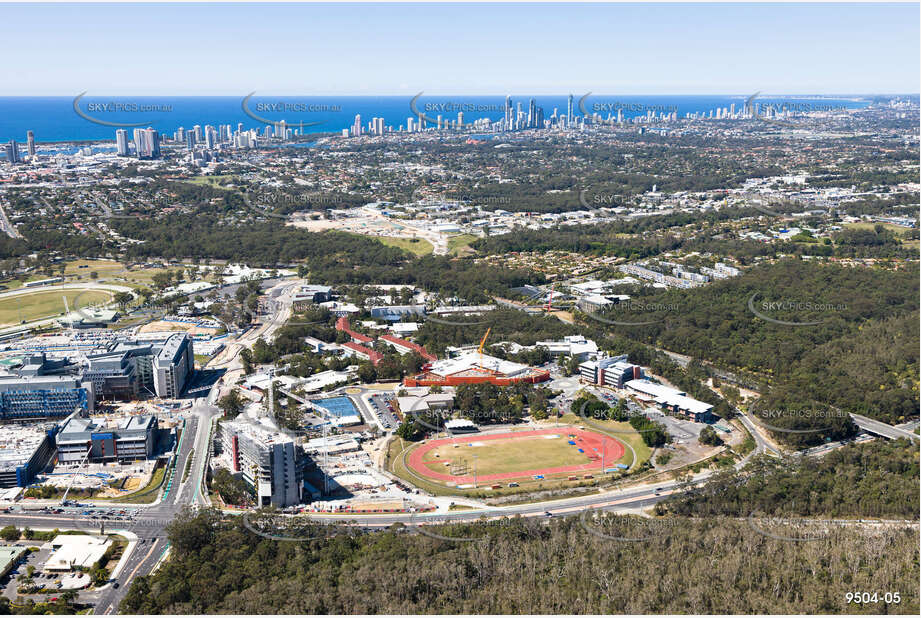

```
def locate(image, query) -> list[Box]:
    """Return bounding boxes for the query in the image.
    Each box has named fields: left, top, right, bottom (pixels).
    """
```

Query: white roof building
left=44, top=535, right=112, bottom=572
left=534, top=335, right=598, bottom=358
left=426, top=351, right=531, bottom=380
left=625, top=379, right=714, bottom=419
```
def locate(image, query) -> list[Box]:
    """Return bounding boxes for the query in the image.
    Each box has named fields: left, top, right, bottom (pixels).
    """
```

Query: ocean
left=0, top=94, right=871, bottom=145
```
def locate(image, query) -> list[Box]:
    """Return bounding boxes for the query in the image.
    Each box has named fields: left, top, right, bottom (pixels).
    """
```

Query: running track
left=408, top=427, right=625, bottom=484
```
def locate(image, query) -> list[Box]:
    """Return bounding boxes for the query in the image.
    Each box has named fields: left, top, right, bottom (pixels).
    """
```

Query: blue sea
left=0, top=94, right=872, bottom=145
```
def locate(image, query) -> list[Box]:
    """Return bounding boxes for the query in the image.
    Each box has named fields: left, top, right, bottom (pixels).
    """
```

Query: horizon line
left=0, top=92, right=918, bottom=98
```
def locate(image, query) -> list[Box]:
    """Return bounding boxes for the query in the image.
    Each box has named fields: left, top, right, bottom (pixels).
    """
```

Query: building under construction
left=403, top=350, right=550, bottom=387
left=217, top=419, right=304, bottom=507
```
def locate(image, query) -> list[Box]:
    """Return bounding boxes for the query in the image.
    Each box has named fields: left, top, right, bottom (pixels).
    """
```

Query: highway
left=850, top=413, right=920, bottom=442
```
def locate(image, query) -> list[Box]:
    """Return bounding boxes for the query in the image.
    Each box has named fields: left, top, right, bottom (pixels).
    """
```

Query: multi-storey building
left=579, top=355, right=645, bottom=388
left=83, top=333, right=193, bottom=400
left=55, top=415, right=158, bottom=464
left=153, top=334, right=194, bottom=399
left=0, top=375, right=94, bottom=421
left=218, top=420, right=303, bottom=507
left=0, top=424, right=56, bottom=487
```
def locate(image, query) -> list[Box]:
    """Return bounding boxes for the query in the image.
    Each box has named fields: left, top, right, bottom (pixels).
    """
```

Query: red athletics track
left=407, top=427, right=625, bottom=484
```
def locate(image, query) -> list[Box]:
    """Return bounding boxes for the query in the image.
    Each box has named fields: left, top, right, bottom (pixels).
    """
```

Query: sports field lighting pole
left=473, top=455, right=478, bottom=488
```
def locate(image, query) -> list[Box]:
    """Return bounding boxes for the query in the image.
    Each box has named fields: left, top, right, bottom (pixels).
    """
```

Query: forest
left=580, top=259, right=919, bottom=431
left=118, top=506, right=919, bottom=615
left=664, top=440, right=919, bottom=519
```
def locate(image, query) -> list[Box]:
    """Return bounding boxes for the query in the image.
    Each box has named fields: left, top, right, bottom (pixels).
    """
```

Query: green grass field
left=447, top=234, right=478, bottom=255
left=376, top=236, right=434, bottom=256
left=388, top=423, right=642, bottom=500
left=0, top=289, right=113, bottom=326
left=425, top=433, right=600, bottom=477
left=843, top=222, right=918, bottom=248
left=558, top=413, right=652, bottom=468
left=61, top=259, right=125, bottom=278
left=184, top=175, right=236, bottom=188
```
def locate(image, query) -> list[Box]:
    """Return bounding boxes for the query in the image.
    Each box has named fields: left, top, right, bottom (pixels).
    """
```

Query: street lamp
left=593, top=443, right=606, bottom=475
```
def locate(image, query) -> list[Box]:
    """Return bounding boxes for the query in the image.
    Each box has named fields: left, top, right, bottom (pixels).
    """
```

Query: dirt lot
left=138, top=320, right=220, bottom=336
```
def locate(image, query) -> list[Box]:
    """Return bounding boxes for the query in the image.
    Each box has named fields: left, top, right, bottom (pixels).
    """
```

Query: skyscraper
left=4, top=140, right=20, bottom=164
left=149, top=128, right=160, bottom=158
left=528, top=99, right=536, bottom=129
left=353, top=114, right=362, bottom=136
left=567, top=94, right=574, bottom=123
left=132, top=127, right=159, bottom=159
left=26, top=131, right=35, bottom=157
left=505, top=95, right=512, bottom=131
left=115, top=129, right=129, bottom=156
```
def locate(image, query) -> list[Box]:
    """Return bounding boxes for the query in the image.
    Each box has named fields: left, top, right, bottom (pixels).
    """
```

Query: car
left=544, top=511, right=552, bottom=517
left=113, top=582, right=119, bottom=589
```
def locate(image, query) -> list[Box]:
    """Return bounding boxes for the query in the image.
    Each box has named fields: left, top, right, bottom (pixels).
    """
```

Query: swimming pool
left=312, top=396, right=359, bottom=418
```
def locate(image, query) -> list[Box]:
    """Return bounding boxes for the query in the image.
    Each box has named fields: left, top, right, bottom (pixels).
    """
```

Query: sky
left=1, top=2, right=918, bottom=95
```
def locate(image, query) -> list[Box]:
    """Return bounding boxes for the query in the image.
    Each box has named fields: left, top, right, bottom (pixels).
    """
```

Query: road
left=0, top=389, right=220, bottom=614
left=208, top=278, right=300, bottom=374
left=1, top=275, right=914, bottom=613
left=0, top=198, right=21, bottom=239
left=735, top=409, right=782, bottom=457
left=850, top=413, right=920, bottom=442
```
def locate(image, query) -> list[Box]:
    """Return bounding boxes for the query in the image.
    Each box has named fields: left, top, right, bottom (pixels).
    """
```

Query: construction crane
left=477, top=327, right=491, bottom=365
